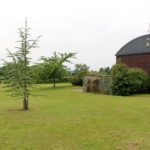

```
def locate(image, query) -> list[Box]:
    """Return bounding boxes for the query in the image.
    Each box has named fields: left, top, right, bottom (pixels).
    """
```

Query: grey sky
left=0, top=0, right=150, bottom=70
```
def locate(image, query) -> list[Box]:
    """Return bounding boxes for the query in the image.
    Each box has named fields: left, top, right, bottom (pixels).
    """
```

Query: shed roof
left=116, top=34, right=150, bottom=56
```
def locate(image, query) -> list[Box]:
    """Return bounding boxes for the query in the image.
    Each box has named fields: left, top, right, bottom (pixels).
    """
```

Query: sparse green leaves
left=40, top=52, right=76, bottom=87
left=3, top=19, right=40, bottom=110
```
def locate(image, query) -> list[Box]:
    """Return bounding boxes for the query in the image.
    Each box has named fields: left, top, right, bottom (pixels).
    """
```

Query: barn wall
left=117, top=53, right=150, bottom=75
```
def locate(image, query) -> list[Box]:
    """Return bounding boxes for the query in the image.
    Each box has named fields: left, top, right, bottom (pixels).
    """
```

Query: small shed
left=83, top=75, right=112, bottom=94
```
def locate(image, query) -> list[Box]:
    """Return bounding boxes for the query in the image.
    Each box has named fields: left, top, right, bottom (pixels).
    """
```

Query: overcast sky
left=0, top=0, right=150, bottom=70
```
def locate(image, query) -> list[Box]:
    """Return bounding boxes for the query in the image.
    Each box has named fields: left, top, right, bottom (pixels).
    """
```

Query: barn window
left=146, top=38, right=150, bottom=40
left=146, top=42, right=150, bottom=47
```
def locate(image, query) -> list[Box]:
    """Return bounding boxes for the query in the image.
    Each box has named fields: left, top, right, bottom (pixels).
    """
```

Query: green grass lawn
left=0, top=84, right=150, bottom=150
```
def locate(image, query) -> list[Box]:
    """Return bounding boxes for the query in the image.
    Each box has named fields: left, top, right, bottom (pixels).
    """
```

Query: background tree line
left=0, top=62, right=112, bottom=86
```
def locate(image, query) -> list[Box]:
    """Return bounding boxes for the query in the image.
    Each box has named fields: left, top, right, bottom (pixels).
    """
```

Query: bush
left=111, top=63, right=130, bottom=96
left=111, top=64, right=150, bottom=96
left=128, top=68, right=150, bottom=94
left=70, top=75, right=83, bottom=86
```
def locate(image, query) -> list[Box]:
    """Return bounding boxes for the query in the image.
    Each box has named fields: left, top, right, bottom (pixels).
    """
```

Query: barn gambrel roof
left=116, top=34, right=150, bottom=56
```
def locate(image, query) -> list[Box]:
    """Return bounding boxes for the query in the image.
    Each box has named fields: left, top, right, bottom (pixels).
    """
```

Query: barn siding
left=117, top=53, right=150, bottom=75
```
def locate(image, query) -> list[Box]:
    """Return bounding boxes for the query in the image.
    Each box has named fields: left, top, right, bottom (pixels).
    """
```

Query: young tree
left=71, top=64, right=90, bottom=86
left=73, top=64, right=89, bottom=76
left=41, top=52, right=76, bottom=87
left=4, top=19, right=40, bottom=110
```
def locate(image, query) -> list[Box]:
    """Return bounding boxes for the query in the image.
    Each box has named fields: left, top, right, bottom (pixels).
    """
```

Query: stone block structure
left=83, top=75, right=112, bottom=94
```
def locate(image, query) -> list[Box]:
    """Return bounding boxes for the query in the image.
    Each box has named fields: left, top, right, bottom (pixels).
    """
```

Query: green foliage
left=70, top=75, right=83, bottom=86
left=99, top=67, right=111, bottom=75
left=71, top=64, right=90, bottom=86
left=0, top=66, right=5, bottom=83
left=111, top=63, right=130, bottom=96
left=128, top=68, right=150, bottom=94
left=111, top=63, right=150, bottom=96
left=40, top=52, right=76, bottom=87
left=30, top=64, right=44, bottom=83
left=88, top=70, right=100, bottom=76
left=3, top=19, right=40, bottom=110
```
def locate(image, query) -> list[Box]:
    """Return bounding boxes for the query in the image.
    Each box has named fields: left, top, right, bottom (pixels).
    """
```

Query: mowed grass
left=0, top=84, right=150, bottom=150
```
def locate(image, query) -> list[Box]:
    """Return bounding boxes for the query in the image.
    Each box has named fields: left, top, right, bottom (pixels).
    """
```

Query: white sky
left=0, top=0, right=150, bottom=70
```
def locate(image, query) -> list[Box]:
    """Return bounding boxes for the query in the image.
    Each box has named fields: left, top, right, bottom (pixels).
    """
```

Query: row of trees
left=0, top=20, right=77, bottom=110
left=0, top=62, right=113, bottom=87
left=1, top=19, right=128, bottom=111
left=1, top=19, right=110, bottom=111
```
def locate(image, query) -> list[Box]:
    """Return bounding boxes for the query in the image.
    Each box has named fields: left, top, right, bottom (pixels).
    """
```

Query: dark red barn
left=116, top=34, right=150, bottom=75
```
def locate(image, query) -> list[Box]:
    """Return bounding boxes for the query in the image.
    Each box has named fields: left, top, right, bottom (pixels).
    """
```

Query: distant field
left=0, top=83, right=150, bottom=150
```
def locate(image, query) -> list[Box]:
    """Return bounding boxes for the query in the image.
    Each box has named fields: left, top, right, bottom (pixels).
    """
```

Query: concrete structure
left=116, top=34, right=150, bottom=75
left=83, top=75, right=112, bottom=94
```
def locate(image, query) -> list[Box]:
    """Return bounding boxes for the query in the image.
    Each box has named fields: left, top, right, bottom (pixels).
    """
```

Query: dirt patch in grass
left=73, top=88, right=83, bottom=92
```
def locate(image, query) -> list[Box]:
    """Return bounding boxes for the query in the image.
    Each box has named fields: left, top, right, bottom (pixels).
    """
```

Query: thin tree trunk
left=23, top=20, right=28, bottom=110
left=23, top=94, right=28, bottom=110
left=53, top=75, right=56, bottom=88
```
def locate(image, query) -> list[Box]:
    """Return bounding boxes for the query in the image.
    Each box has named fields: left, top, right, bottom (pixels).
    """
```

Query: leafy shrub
left=111, top=63, right=130, bottom=96
left=111, top=64, right=150, bottom=96
left=128, top=68, right=150, bottom=94
left=71, top=75, right=83, bottom=86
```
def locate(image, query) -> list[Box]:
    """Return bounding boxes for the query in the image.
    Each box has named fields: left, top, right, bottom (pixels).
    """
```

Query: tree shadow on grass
left=130, top=94, right=150, bottom=98
left=7, top=108, right=33, bottom=112
left=36, top=85, right=73, bottom=92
